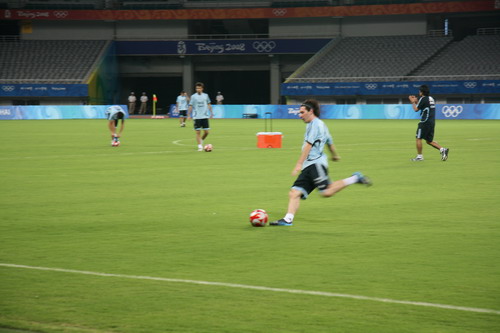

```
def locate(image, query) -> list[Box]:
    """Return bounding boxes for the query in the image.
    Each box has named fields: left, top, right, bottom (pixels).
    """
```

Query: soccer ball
left=204, top=144, right=213, bottom=152
left=249, top=209, right=268, bottom=227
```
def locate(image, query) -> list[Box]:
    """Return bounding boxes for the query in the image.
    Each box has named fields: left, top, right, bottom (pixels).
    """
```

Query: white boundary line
left=1, top=263, right=499, bottom=315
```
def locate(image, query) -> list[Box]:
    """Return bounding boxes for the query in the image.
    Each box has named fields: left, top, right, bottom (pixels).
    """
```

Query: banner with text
left=0, top=105, right=128, bottom=120
left=0, top=104, right=497, bottom=120
left=167, top=104, right=500, bottom=120
left=0, top=2, right=494, bottom=21
left=116, top=39, right=331, bottom=55
left=281, top=80, right=500, bottom=96
left=0, top=84, right=88, bottom=97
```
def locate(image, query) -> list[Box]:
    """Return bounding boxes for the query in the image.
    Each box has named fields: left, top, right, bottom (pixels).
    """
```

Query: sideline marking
left=1, top=263, right=499, bottom=315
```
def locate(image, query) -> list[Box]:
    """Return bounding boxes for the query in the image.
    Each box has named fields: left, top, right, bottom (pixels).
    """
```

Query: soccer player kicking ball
left=409, top=84, right=449, bottom=161
left=270, top=99, right=372, bottom=226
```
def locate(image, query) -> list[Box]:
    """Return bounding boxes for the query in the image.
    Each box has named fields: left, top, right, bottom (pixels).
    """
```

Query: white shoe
left=411, top=156, right=424, bottom=161
left=198, top=146, right=203, bottom=151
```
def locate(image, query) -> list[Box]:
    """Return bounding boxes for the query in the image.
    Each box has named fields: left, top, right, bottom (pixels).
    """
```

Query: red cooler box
left=257, top=132, right=282, bottom=148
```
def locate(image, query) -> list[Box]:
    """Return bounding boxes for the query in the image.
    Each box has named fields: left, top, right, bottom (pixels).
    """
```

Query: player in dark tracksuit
left=408, top=85, right=449, bottom=161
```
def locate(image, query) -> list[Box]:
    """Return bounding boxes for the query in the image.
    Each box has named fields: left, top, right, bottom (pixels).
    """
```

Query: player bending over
left=106, top=105, right=126, bottom=146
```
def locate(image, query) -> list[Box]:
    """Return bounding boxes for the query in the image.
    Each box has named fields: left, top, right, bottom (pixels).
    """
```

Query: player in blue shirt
left=105, top=105, right=126, bottom=146
left=271, top=99, right=372, bottom=226
left=188, top=82, right=213, bottom=151
left=176, top=90, right=189, bottom=127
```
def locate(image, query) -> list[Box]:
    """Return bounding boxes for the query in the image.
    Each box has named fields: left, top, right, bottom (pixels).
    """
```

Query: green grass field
left=1, top=118, right=499, bottom=333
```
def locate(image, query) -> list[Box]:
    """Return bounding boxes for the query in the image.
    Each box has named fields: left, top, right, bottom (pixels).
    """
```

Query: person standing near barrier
left=105, top=105, right=126, bottom=146
left=216, top=91, right=224, bottom=105
left=128, top=92, right=136, bottom=115
left=139, top=92, right=148, bottom=114
left=270, top=99, right=372, bottom=226
left=188, top=82, right=213, bottom=151
left=408, top=85, right=449, bottom=161
left=176, top=90, right=189, bottom=127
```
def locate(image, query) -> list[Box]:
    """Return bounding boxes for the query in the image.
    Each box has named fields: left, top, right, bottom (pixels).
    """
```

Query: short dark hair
left=301, top=99, right=320, bottom=117
left=195, top=82, right=204, bottom=88
left=419, top=85, right=430, bottom=96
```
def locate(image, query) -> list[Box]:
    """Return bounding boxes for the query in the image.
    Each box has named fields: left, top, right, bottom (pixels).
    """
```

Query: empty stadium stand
left=411, top=34, right=500, bottom=80
left=0, top=40, right=110, bottom=84
left=288, top=34, right=454, bottom=82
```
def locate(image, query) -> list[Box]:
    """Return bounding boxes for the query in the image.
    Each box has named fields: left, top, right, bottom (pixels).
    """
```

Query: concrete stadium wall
left=22, top=16, right=427, bottom=40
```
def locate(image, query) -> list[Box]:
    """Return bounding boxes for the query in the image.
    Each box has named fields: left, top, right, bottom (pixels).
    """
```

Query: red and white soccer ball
left=204, top=144, right=213, bottom=152
left=111, top=140, right=120, bottom=147
left=249, top=209, right=268, bottom=227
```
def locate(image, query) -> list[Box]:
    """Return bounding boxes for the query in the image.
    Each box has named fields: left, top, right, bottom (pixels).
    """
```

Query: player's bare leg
left=196, top=130, right=203, bottom=151
left=412, top=139, right=424, bottom=161
left=322, top=172, right=372, bottom=198
left=426, top=140, right=442, bottom=150
left=287, top=189, right=302, bottom=216
left=416, top=138, right=423, bottom=155
left=270, top=189, right=301, bottom=226
left=321, top=180, right=348, bottom=197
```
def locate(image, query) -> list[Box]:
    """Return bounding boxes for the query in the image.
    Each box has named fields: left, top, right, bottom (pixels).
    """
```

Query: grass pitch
left=1, top=118, right=499, bottom=333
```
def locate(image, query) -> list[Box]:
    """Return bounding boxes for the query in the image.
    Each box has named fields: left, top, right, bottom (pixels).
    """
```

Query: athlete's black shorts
left=179, top=110, right=187, bottom=117
left=194, top=118, right=210, bottom=130
left=292, top=163, right=332, bottom=200
left=416, top=122, right=435, bottom=142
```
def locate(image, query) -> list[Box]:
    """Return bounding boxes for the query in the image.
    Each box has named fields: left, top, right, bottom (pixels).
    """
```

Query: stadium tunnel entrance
left=195, top=70, right=270, bottom=105
left=120, top=76, right=182, bottom=115
left=120, top=71, right=271, bottom=114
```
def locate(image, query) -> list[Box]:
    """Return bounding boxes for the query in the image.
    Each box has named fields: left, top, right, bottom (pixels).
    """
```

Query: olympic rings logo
left=272, top=9, right=287, bottom=16
left=463, top=81, right=477, bottom=89
left=1, top=86, right=15, bottom=92
left=441, top=105, right=463, bottom=118
left=365, top=83, right=378, bottom=90
left=54, top=11, right=69, bottom=18
left=252, top=41, right=276, bottom=53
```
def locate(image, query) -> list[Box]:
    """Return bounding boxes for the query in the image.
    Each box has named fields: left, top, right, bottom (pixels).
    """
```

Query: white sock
left=284, top=213, right=294, bottom=223
left=417, top=154, right=423, bottom=158
left=343, top=175, right=358, bottom=186
left=440, top=147, right=444, bottom=152
left=198, top=144, right=202, bottom=148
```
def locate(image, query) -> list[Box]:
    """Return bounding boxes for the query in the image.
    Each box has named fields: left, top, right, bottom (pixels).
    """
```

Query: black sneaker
left=441, top=148, right=449, bottom=161
left=270, top=218, right=293, bottom=226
